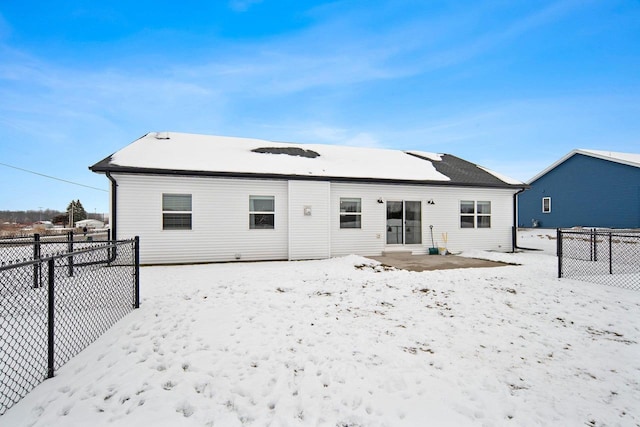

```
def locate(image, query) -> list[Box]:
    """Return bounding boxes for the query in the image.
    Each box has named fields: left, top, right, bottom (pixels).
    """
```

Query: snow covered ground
left=2, top=230, right=639, bottom=426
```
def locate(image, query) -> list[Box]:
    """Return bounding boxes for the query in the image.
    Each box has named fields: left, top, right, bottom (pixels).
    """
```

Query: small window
left=340, top=198, right=362, bottom=228
left=460, top=200, right=475, bottom=228
left=542, top=197, right=551, bottom=213
left=477, top=201, right=491, bottom=228
left=162, top=194, right=192, bottom=230
left=460, top=200, right=491, bottom=228
left=250, top=196, right=275, bottom=229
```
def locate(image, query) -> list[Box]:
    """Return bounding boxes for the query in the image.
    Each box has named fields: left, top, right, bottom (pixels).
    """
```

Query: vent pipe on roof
left=155, top=131, right=170, bottom=140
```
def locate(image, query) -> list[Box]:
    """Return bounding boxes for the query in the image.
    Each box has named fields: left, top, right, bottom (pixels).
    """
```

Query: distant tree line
left=0, top=209, right=64, bottom=224
left=0, top=200, right=104, bottom=225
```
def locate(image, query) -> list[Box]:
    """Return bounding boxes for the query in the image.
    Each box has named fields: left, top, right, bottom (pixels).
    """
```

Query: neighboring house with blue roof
left=518, top=149, right=640, bottom=229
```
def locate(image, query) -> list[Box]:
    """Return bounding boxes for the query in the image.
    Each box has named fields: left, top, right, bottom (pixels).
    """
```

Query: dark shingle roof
left=407, top=153, right=508, bottom=186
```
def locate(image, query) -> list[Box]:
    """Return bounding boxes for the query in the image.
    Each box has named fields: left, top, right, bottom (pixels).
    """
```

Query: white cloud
left=174, top=1, right=584, bottom=97
left=0, top=1, right=586, bottom=115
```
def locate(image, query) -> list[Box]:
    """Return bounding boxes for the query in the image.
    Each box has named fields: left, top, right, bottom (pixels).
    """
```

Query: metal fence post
left=33, top=234, right=41, bottom=288
left=557, top=228, right=562, bottom=278
left=609, top=232, right=613, bottom=275
left=47, top=258, right=55, bottom=379
left=134, top=236, right=140, bottom=309
left=107, top=229, right=114, bottom=265
left=593, top=228, right=598, bottom=262
left=67, top=231, right=74, bottom=277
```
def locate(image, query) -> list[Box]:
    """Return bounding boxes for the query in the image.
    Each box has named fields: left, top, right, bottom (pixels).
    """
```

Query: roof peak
left=528, top=148, right=640, bottom=183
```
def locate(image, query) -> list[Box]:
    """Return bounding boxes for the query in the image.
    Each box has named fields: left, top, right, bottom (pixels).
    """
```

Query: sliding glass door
left=386, top=201, right=403, bottom=244
left=386, top=201, right=422, bottom=245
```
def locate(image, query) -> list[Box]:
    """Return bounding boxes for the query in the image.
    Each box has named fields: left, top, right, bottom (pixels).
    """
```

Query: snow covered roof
left=528, top=148, right=640, bottom=184
left=90, top=132, right=524, bottom=188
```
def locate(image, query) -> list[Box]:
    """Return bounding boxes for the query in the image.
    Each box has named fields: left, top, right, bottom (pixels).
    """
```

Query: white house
left=74, top=219, right=105, bottom=229
left=34, top=220, right=54, bottom=229
left=90, top=132, right=526, bottom=264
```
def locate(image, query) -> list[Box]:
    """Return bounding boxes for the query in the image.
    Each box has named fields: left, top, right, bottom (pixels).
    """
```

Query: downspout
left=106, top=172, right=117, bottom=241
left=512, top=188, right=526, bottom=252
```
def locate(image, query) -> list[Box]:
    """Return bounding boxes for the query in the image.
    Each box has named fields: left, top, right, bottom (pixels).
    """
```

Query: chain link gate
left=0, top=236, right=139, bottom=415
left=557, top=228, right=640, bottom=290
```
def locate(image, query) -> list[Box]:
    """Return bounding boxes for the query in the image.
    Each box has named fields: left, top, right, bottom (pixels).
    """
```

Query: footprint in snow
left=59, top=404, right=73, bottom=416
left=176, top=402, right=195, bottom=417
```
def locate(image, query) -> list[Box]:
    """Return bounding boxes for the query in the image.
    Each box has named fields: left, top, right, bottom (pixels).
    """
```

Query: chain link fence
left=0, top=236, right=139, bottom=415
left=558, top=228, right=640, bottom=290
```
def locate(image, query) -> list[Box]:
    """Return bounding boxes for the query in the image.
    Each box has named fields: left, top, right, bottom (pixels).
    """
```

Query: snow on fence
left=0, top=236, right=140, bottom=415
left=557, top=228, right=640, bottom=290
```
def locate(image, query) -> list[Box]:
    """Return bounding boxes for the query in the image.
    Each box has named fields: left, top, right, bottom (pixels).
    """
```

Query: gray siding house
left=91, top=132, right=525, bottom=264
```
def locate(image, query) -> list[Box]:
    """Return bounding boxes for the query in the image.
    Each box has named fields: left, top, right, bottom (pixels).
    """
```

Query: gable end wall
left=518, top=154, right=640, bottom=228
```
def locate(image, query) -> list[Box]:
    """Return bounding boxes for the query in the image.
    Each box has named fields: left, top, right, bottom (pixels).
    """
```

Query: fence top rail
left=0, top=257, right=41, bottom=271
left=0, top=238, right=135, bottom=271
left=559, top=228, right=640, bottom=235
left=0, top=239, right=70, bottom=247
left=0, top=240, right=35, bottom=246
left=50, top=239, right=134, bottom=262
left=0, top=230, right=109, bottom=243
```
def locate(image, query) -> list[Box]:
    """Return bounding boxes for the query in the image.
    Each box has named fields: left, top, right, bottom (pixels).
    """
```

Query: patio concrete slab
left=368, top=253, right=511, bottom=272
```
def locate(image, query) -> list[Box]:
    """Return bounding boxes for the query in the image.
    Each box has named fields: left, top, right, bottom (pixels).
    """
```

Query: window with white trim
left=460, top=200, right=475, bottom=228
left=477, top=201, right=491, bottom=228
left=250, top=196, right=275, bottom=229
left=460, top=200, right=491, bottom=228
left=340, top=198, right=362, bottom=228
left=542, top=197, right=551, bottom=213
left=162, top=193, right=192, bottom=230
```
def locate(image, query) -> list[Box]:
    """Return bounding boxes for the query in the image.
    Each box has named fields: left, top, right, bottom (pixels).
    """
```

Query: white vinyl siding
left=114, top=174, right=288, bottom=264
left=331, top=183, right=515, bottom=255
left=111, top=174, right=517, bottom=263
left=330, top=184, right=386, bottom=257
left=288, top=181, right=330, bottom=260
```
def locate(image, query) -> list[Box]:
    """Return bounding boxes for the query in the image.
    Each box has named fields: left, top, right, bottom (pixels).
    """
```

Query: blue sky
left=1, top=0, right=639, bottom=214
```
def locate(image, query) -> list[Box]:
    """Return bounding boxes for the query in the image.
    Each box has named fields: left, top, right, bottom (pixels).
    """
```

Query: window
left=340, top=198, right=362, bottom=228
left=477, top=201, right=491, bottom=228
left=460, top=200, right=491, bottom=228
left=460, top=201, right=475, bottom=228
left=542, top=197, right=551, bottom=213
left=250, top=196, right=275, bottom=229
left=162, top=194, right=192, bottom=230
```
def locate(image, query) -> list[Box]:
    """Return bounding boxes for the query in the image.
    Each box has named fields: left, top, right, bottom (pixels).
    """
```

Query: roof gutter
left=90, top=165, right=525, bottom=190
left=106, top=172, right=117, bottom=241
